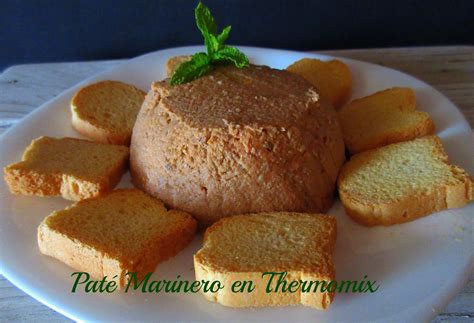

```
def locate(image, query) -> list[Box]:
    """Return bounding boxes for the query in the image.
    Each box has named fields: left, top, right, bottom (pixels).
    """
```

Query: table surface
left=0, top=46, right=473, bottom=322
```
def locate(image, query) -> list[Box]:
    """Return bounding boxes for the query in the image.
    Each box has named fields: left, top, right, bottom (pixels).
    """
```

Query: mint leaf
left=195, top=2, right=217, bottom=35
left=170, top=2, right=249, bottom=86
left=190, top=51, right=210, bottom=66
left=205, top=34, right=220, bottom=56
left=170, top=52, right=212, bottom=85
left=217, top=25, right=231, bottom=45
left=213, top=46, right=250, bottom=68
left=195, top=2, right=218, bottom=55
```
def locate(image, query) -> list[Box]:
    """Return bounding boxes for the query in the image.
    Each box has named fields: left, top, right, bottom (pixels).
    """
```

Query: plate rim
left=0, top=45, right=472, bottom=322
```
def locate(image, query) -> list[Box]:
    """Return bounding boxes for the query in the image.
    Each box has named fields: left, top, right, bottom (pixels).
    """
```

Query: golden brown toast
left=71, top=80, right=145, bottom=145
left=194, top=212, right=337, bottom=309
left=338, top=136, right=473, bottom=226
left=38, top=189, right=197, bottom=287
left=4, top=136, right=129, bottom=201
left=338, top=87, right=435, bottom=154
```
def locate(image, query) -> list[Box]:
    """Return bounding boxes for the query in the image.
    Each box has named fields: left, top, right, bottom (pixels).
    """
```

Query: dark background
left=1, top=0, right=473, bottom=71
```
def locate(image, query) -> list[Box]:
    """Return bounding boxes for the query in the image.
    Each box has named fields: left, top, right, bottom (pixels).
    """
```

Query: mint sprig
left=170, top=2, right=249, bottom=85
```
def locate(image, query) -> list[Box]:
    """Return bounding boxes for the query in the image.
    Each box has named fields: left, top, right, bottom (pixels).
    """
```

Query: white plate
left=0, top=46, right=472, bottom=322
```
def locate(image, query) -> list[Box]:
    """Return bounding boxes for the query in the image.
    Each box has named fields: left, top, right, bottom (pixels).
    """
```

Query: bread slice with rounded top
left=287, top=58, right=352, bottom=109
left=194, top=212, right=337, bottom=309
left=38, top=189, right=197, bottom=287
left=4, top=136, right=129, bottom=201
left=338, top=87, right=435, bottom=154
left=338, top=136, right=473, bottom=226
left=71, top=80, right=146, bottom=145
left=166, top=55, right=192, bottom=76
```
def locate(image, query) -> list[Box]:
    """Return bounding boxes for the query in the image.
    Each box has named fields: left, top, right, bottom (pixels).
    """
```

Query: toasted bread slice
left=338, top=87, right=435, bottom=154
left=38, top=189, right=197, bottom=287
left=338, top=136, right=473, bottom=226
left=71, top=80, right=146, bottom=145
left=287, top=58, right=352, bottom=109
left=194, top=212, right=337, bottom=309
left=166, top=55, right=192, bottom=76
left=4, top=136, right=129, bottom=201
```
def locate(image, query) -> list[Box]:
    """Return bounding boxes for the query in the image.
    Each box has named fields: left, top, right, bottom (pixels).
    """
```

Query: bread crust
left=38, top=189, right=197, bottom=287
left=131, top=65, right=345, bottom=227
left=340, top=178, right=473, bottom=226
left=338, top=87, right=436, bottom=154
left=71, top=81, right=145, bottom=145
left=3, top=136, right=129, bottom=201
left=346, top=114, right=435, bottom=154
left=287, top=58, right=352, bottom=109
left=338, top=136, right=473, bottom=226
left=71, top=111, right=130, bottom=146
left=194, top=212, right=336, bottom=309
left=194, top=264, right=334, bottom=309
left=38, top=221, right=128, bottom=285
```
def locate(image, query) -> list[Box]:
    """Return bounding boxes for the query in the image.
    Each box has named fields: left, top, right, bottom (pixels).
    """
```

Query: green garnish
left=170, top=2, right=249, bottom=85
